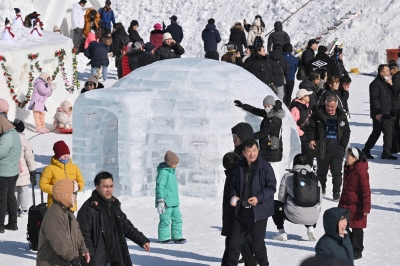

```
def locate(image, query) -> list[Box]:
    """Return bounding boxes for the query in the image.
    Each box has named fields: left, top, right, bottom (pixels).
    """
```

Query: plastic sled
left=58, top=128, right=73, bottom=134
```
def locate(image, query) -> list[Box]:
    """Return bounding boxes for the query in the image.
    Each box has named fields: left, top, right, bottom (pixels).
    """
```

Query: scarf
left=30, top=28, right=42, bottom=36
left=15, top=15, right=23, bottom=22
left=5, top=27, right=14, bottom=38
left=0, top=116, right=14, bottom=135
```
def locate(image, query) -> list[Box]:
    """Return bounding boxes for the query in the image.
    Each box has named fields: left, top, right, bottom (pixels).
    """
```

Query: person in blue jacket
left=201, top=18, right=221, bottom=60
left=165, top=15, right=183, bottom=44
left=315, top=207, right=354, bottom=266
left=282, top=43, right=298, bottom=106
left=228, top=139, right=277, bottom=266
left=98, top=0, right=115, bottom=32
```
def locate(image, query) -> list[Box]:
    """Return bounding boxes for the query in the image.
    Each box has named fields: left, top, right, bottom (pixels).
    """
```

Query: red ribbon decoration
left=15, top=15, right=23, bottom=23
left=5, top=27, right=14, bottom=38
left=30, top=28, right=42, bottom=37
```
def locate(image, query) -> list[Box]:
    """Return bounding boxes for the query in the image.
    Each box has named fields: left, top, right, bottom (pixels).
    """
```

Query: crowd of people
left=3, top=1, right=400, bottom=265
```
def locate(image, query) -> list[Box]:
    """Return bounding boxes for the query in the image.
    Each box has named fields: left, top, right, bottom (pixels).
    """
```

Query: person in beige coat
left=53, top=100, right=73, bottom=130
left=246, top=18, right=266, bottom=47
left=13, top=119, right=36, bottom=217
left=37, top=179, right=90, bottom=266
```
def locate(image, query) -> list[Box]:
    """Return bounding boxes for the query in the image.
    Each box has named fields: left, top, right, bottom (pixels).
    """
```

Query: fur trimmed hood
left=230, top=24, right=244, bottom=32
left=267, top=100, right=285, bottom=119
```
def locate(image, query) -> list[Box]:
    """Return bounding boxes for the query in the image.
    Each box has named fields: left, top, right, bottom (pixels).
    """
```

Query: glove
left=234, top=100, right=243, bottom=107
left=69, top=257, right=81, bottom=266
left=157, top=199, right=166, bottom=215
left=30, top=171, right=37, bottom=187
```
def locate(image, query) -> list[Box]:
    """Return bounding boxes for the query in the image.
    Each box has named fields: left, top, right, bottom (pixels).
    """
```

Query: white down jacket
left=17, top=133, right=36, bottom=186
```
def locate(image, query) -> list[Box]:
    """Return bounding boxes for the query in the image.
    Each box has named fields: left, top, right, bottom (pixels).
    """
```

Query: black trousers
left=364, top=117, right=393, bottom=156
left=272, top=201, right=316, bottom=229
left=317, top=147, right=344, bottom=193
left=227, top=208, right=269, bottom=266
left=284, top=80, right=295, bottom=107
left=73, top=28, right=83, bottom=51
left=391, top=111, right=400, bottom=153
left=205, top=51, right=219, bottom=61
left=0, top=175, right=18, bottom=227
left=222, top=234, right=256, bottom=266
left=301, top=140, right=315, bottom=166
left=350, top=228, right=364, bottom=254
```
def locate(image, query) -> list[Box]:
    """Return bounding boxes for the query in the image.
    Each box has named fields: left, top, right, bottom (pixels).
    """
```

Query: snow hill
left=112, top=0, right=399, bottom=73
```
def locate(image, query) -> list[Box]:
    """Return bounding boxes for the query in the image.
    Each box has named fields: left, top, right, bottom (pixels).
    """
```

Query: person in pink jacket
left=28, top=72, right=56, bottom=134
left=289, top=89, right=314, bottom=166
left=12, top=119, right=36, bottom=217
left=84, top=27, right=101, bottom=50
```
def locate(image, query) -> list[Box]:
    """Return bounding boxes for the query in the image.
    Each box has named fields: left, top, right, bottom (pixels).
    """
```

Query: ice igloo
left=72, top=58, right=301, bottom=197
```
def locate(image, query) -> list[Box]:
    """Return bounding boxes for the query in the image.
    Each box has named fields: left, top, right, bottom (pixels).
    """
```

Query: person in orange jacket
left=83, top=8, right=100, bottom=38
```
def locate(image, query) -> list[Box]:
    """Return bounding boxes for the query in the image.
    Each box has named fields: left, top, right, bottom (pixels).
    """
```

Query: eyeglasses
left=86, top=82, right=95, bottom=87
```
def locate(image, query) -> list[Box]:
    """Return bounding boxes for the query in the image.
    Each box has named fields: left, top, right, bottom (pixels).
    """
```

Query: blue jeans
left=91, top=66, right=108, bottom=81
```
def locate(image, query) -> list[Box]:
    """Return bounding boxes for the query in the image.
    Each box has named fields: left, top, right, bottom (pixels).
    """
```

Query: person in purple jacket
left=28, top=72, right=56, bottom=134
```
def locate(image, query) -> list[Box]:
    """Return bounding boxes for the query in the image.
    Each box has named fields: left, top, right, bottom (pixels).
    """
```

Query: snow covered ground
left=0, top=73, right=399, bottom=265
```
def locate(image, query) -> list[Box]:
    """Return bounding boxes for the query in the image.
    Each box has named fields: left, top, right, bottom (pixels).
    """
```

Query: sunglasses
left=86, top=82, right=95, bottom=87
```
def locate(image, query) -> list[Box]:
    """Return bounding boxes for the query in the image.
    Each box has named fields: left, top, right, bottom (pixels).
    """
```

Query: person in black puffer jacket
left=128, top=20, right=143, bottom=43
left=269, top=45, right=290, bottom=101
left=306, top=46, right=339, bottom=79
left=229, top=22, right=247, bottom=56
left=247, top=46, right=274, bottom=87
left=231, top=122, right=254, bottom=159
left=155, top=32, right=185, bottom=60
left=111, top=23, right=129, bottom=67
left=299, top=71, right=321, bottom=113
left=126, top=43, right=144, bottom=72
left=267, top=21, right=290, bottom=51
left=234, top=96, right=285, bottom=163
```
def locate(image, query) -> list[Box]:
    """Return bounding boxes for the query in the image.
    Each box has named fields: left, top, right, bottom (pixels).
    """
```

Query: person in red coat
left=150, top=23, right=164, bottom=50
left=338, top=147, right=371, bottom=261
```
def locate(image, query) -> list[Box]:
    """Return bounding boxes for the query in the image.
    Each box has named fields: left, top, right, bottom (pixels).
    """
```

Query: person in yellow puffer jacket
left=40, top=140, right=84, bottom=211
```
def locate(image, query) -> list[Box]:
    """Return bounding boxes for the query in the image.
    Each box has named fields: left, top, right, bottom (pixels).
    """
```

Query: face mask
left=265, top=107, right=272, bottom=113
left=59, top=158, right=69, bottom=164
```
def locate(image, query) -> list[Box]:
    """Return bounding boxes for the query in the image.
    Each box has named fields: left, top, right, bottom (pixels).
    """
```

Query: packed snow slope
left=112, top=0, right=398, bottom=73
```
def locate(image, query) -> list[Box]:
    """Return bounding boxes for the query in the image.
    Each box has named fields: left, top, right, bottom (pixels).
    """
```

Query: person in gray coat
left=271, top=154, right=323, bottom=242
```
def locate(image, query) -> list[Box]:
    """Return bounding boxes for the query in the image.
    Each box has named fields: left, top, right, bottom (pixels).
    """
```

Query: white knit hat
left=163, top=32, right=172, bottom=41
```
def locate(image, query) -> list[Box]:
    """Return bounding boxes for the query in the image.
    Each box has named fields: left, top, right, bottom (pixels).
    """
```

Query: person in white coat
left=13, top=8, right=24, bottom=28
left=1, top=18, right=14, bottom=43
left=53, top=100, right=73, bottom=130
left=246, top=18, right=265, bottom=47
left=272, top=154, right=323, bottom=242
left=71, top=0, right=87, bottom=52
left=13, top=119, right=36, bottom=218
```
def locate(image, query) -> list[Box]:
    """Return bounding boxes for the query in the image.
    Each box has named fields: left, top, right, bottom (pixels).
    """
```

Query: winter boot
left=4, top=223, right=18, bottom=231
left=173, top=238, right=187, bottom=244
left=273, top=229, right=287, bottom=241
left=362, top=149, right=374, bottom=159
left=354, top=252, right=362, bottom=260
left=158, top=239, right=174, bottom=244
left=307, top=227, right=317, bottom=242
left=381, top=154, right=398, bottom=160
left=333, top=192, right=340, bottom=201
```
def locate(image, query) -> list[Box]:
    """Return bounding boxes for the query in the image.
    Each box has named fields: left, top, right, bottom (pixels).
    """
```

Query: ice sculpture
left=72, top=58, right=301, bottom=197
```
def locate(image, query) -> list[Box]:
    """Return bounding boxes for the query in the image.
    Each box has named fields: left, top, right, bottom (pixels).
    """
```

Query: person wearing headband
left=338, top=146, right=371, bottom=260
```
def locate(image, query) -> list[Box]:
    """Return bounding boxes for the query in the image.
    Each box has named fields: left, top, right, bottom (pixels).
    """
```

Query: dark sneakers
left=322, top=188, right=326, bottom=196
left=362, top=149, right=374, bottom=159
left=381, top=154, right=398, bottom=160
left=0, top=227, right=4, bottom=233
left=354, top=252, right=362, bottom=260
left=4, top=223, right=18, bottom=231
left=333, top=192, right=340, bottom=202
left=173, top=238, right=187, bottom=244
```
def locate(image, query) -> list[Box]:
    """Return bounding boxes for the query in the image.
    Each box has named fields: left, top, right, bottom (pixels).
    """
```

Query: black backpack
left=292, top=169, right=320, bottom=207
left=121, top=35, right=130, bottom=46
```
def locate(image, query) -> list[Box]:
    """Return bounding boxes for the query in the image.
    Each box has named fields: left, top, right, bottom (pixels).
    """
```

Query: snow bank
left=72, top=58, right=301, bottom=197
left=0, top=27, right=78, bottom=127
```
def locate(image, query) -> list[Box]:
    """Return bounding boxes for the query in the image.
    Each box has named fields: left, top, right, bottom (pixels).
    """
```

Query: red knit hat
left=53, top=140, right=70, bottom=158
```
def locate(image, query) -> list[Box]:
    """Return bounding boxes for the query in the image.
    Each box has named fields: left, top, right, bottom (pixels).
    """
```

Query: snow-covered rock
left=72, top=58, right=301, bottom=197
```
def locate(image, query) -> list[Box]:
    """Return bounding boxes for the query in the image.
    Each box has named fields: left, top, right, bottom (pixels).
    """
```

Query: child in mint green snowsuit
left=155, top=151, right=185, bottom=244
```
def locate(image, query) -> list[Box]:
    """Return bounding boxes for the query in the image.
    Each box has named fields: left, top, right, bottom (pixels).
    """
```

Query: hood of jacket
left=157, top=162, right=175, bottom=174
left=267, top=100, right=286, bottom=119
left=231, top=122, right=254, bottom=143
left=73, top=2, right=84, bottom=9
left=269, top=49, right=283, bottom=61
left=230, top=24, right=244, bottom=32
left=323, top=207, right=350, bottom=242
left=205, top=24, right=216, bottom=31
left=33, top=78, right=48, bottom=88
left=60, top=100, right=72, bottom=113
left=274, top=21, right=283, bottom=31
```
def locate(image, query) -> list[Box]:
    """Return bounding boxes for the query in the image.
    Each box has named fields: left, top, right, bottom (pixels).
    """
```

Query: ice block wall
left=73, top=58, right=301, bottom=197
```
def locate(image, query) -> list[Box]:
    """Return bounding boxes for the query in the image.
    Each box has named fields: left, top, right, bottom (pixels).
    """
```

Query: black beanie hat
left=389, top=61, right=398, bottom=69
left=13, top=118, right=25, bottom=133
left=318, top=45, right=328, bottom=53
